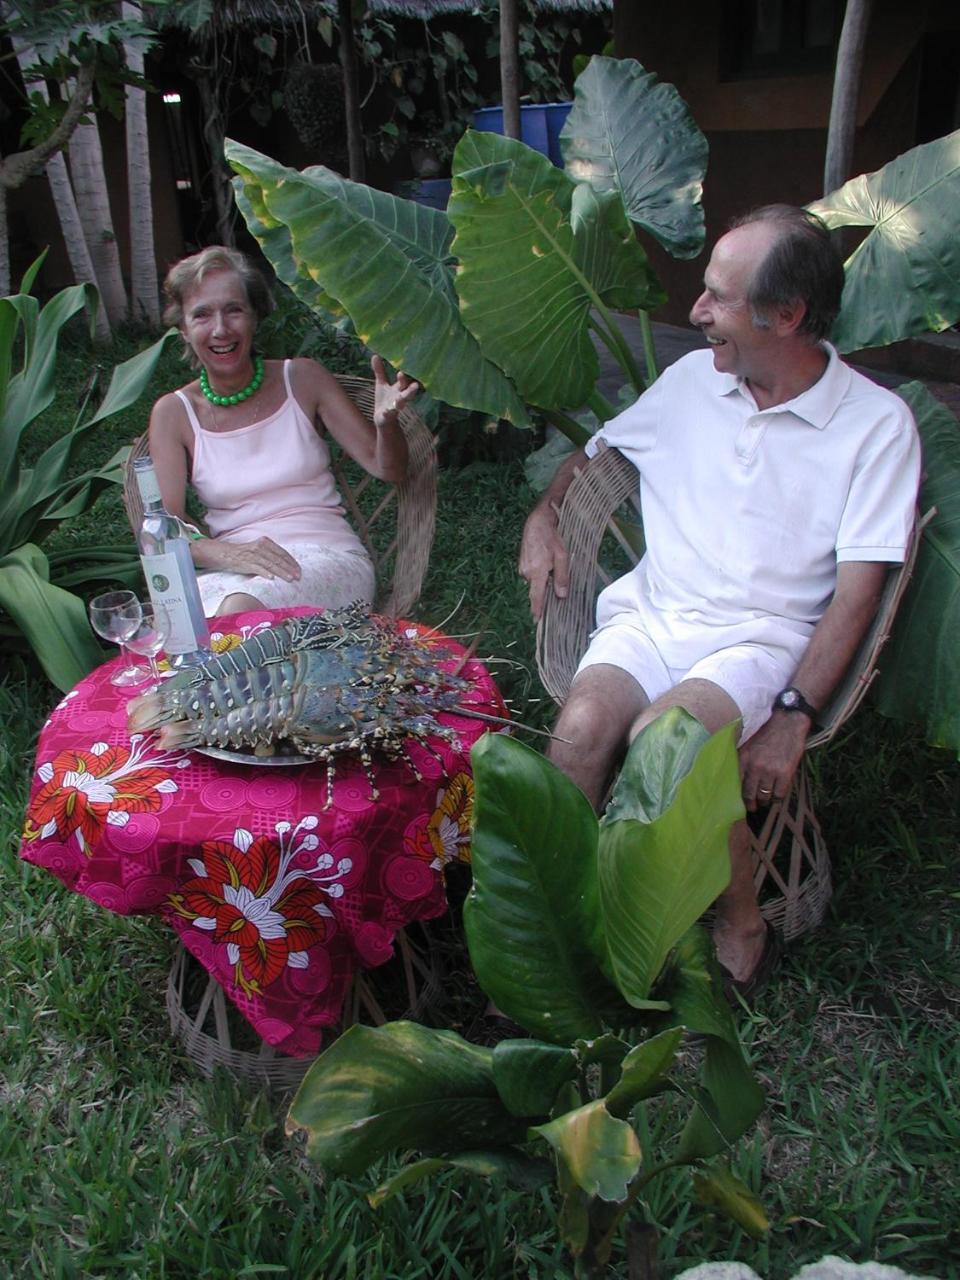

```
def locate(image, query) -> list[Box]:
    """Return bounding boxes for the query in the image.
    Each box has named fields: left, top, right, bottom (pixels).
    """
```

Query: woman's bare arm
left=292, top=355, right=415, bottom=483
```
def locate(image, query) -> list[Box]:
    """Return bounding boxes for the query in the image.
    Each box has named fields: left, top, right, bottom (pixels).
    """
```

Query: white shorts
left=198, top=544, right=376, bottom=615
left=576, top=620, right=805, bottom=742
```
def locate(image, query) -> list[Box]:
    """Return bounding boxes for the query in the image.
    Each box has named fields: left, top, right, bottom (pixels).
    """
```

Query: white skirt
left=198, top=543, right=376, bottom=615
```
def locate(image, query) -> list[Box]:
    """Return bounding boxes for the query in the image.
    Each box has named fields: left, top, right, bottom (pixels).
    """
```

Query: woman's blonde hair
left=162, top=245, right=274, bottom=331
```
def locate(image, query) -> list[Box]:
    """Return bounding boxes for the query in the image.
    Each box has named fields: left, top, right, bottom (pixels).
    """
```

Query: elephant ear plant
left=0, top=268, right=178, bottom=690
left=287, top=710, right=768, bottom=1276
left=226, top=56, right=708, bottom=442
left=806, top=130, right=960, bottom=756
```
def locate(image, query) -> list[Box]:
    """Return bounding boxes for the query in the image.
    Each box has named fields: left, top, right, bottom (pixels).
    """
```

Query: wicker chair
left=536, top=440, right=929, bottom=942
left=124, top=374, right=439, bottom=1087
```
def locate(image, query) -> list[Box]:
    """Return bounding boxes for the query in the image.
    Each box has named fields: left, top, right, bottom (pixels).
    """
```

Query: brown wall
left=612, top=0, right=953, bottom=325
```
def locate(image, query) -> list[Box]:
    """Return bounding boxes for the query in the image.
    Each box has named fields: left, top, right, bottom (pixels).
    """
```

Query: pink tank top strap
left=174, top=387, right=203, bottom=437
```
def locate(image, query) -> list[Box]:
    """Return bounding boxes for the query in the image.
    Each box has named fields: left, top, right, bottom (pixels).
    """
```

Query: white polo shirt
left=585, top=345, right=921, bottom=670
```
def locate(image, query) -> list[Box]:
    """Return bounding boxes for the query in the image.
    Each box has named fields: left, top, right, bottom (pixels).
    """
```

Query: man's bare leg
left=626, top=679, right=767, bottom=984
left=548, top=665, right=650, bottom=809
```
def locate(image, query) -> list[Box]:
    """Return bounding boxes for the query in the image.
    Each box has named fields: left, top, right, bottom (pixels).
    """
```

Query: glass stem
left=121, top=644, right=138, bottom=672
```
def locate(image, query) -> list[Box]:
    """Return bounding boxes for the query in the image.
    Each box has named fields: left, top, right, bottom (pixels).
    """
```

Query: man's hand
left=519, top=506, right=570, bottom=622
left=196, top=536, right=302, bottom=583
left=738, top=710, right=810, bottom=811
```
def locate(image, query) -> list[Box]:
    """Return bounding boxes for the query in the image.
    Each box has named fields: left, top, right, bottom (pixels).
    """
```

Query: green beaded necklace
left=199, top=354, right=265, bottom=407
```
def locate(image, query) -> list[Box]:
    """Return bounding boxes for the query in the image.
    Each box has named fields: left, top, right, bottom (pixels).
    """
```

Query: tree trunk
left=339, top=0, right=365, bottom=181
left=68, top=108, right=129, bottom=325
left=122, top=1, right=159, bottom=326
left=7, top=38, right=110, bottom=338
left=190, top=69, right=236, bottom=246
left=46, top=150, right=111, bottom=341
left=500, top=0, right=521, bottom=140
left=823, top=0, right=873, bottom=196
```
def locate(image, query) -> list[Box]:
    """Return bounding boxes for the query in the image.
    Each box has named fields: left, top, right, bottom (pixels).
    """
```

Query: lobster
left=126, top=606, right=499, bottom=806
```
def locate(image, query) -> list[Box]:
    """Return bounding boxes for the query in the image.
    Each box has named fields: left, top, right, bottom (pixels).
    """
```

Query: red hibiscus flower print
left=169, top=817, right=351, bottom=996
left=22, top=735, right=183, bottom=856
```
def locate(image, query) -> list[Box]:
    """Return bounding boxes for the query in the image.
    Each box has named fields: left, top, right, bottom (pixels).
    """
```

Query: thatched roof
left=160, top=0, right=609, bottom=29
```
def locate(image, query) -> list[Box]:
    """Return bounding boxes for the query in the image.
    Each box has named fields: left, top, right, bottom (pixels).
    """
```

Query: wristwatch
left=772, top=686, right=819, bottom=724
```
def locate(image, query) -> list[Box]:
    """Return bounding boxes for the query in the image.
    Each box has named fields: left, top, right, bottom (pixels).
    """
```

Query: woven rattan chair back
left=535, top=439, right=929, bottom=941
left=122, top=373, right=437, bottom=618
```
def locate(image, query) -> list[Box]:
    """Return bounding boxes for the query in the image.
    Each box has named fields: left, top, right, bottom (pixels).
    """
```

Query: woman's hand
left=194, top=536, right=301, bottom=583
left=371, top=354, right=419, bottom=429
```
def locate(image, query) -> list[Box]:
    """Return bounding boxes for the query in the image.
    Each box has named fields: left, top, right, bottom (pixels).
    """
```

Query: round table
left=19, top=607, right=506, bottom=1059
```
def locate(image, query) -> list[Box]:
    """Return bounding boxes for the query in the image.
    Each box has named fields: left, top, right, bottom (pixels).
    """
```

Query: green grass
left=1, top=335, right=959, bottom=1277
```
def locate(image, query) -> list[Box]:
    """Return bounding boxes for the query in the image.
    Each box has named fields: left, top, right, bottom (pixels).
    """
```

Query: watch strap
left=773, top=686, right=819, bottom=725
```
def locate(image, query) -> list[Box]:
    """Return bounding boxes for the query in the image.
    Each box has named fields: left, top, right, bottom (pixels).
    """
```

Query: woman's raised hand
left=371, top=354, right=419, bottom=429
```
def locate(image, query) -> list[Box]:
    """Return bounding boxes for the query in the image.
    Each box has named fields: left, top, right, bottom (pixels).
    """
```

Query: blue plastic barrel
left=472, top=102, right=573, bottom=167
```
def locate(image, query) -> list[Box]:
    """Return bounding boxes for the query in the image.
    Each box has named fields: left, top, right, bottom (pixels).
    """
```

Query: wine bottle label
left=142, top=545, right=208, bottom=654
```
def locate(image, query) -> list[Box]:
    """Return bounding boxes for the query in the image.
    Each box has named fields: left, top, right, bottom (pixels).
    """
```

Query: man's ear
left=775, top=298, right=807, bottom=337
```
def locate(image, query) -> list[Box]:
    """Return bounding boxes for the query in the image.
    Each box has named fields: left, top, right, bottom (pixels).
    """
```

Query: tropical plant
left=0, top=0, right=159, bottom=323
left=0, top=266, right=177, bottom=691
left=808, top=129, right=960, bottom=353
left=287, top=713, right=767, bottom=1279
left=226, top=55, right=708, bottom=441
left=804, top=131, right=960, bottom=757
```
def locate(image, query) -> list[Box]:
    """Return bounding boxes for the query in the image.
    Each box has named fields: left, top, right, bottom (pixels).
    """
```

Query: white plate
left=193, top=744, right=313, bottom=768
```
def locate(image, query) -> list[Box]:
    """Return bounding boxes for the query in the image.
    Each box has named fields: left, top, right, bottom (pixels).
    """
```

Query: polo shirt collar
left=715, top=343, right=851, bottom=430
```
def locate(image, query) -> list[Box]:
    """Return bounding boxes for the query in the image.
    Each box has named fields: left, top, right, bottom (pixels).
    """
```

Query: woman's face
left=180, top=269, right=256, bottom=382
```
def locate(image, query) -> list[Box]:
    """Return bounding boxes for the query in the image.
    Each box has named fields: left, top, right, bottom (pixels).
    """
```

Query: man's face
left=688, top=222, right=781, bottom=382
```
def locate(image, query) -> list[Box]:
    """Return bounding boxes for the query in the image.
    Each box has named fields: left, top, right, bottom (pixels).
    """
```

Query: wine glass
left=88, top=590, right=145, bottom=686
left=122, top=600, right=171, bottom=685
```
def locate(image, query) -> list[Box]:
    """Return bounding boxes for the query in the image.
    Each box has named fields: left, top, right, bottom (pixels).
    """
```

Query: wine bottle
left=133, top=456, right=210, bottom=665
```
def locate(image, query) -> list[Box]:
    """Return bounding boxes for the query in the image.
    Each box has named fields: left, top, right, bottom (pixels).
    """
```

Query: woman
left=148, top=245, right=418, bottom=616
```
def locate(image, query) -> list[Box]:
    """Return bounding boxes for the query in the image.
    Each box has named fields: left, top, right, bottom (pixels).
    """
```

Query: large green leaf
left=450, top=130, right=663, bottom=411
left=531, top=1100, right=641, bottom=1202
left=492, top=1040, right=579, bottom=1118
left=233, top=173, right=346, bottom=325
left=653, top=928, right=765, bottom=1161
left=286, top=1022, right=526, bottom=1176
left=599, top=712, right=743, bottom=1003
left=0, top=284, right=96, bottom=486
left=9, top=332, right=178, bottom=550
left=0, top=544, right=102, bottom=690
left=86, top=328, right=181, bottom=427
left=464, top=734, right=629, bottom=1044
left=602, top=1027, right=684, bottom=1119
left=561, top=56, right=708, bottom=260
left=226, top=139, right=529, bottom=426
left=873, top=382, right=960, bottom=754
left=808, top=131, right=960, bottom=352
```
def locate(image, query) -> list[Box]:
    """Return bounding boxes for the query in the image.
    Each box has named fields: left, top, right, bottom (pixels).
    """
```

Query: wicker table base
left=166, top=926, right=441, bottom=1089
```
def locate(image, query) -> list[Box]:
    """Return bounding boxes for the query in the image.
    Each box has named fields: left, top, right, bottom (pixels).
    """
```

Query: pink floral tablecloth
left=19, top=607, right=505, bottom=1057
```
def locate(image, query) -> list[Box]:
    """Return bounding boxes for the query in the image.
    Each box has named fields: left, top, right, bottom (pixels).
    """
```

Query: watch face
left=780, top=689, right=800, bottom=709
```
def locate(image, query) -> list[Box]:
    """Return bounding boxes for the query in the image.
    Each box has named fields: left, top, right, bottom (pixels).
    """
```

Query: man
left=519, top=205, right=920, bottom=995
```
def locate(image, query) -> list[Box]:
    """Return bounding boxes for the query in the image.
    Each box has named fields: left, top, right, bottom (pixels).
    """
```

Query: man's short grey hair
left=729, top=205, right=844, bottom=341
